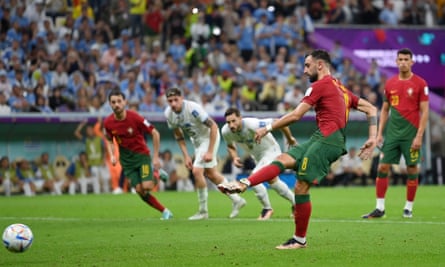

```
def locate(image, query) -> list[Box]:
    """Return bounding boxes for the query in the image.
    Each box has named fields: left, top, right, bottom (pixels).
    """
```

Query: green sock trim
left=377, top=172, right=388, bottom=178
left=407, top=174, right=418, bottom=179
left=271, top=161, right=285, bottom=172
left=295, top=194, right=310, bottom=204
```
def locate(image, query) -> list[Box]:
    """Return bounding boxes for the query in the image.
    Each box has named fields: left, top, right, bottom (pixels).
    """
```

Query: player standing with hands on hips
left=104, top=89, right=173, bottom=220
left=218, top=50, right=378, bottom=249
left=165, top=87, right=246, bottom=220
left=362, top=48, right=429, bottom=219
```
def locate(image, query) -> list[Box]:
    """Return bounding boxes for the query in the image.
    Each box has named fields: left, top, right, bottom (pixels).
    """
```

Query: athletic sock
left=141, top=192, right=165, bottom=212
left=197, top=187, right=208, bottom=213
left=252, top=184, right=272, bottom=209
left=248, top=162, right=283, bottom=186
left=294, top=195, right=311, bottom=239
left=376, top=175, right=388, bottom=210
left=270, top=179, right=295, bottom=204
left=405, top=177, right=418, bottom=211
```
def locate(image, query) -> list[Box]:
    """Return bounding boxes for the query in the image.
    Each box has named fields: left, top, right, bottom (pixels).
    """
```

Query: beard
left=308, top=73, right=318, bottom=83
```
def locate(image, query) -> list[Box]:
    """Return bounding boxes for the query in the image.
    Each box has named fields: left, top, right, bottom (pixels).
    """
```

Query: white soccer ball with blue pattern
left=2, top=223, right=33, bottom=253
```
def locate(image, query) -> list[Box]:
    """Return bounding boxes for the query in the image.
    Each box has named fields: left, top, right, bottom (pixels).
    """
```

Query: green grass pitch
left=1, top=185, right=444, bottom=267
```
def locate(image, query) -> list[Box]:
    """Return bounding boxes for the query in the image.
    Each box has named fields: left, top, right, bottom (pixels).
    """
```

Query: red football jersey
left=384, top=74, right=429, bottom=128
left=302, top=75, right=359, bottom=137
left=103, top=110, right=154, bottom=156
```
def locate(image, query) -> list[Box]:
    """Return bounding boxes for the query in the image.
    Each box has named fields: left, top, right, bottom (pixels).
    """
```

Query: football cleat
left=403, top=209, right=413, bottom=218
left=229, top=198, right=246, bottom=218
left=161, top=209, right=173, bottom=220
left=188, top=212, right=209, bottom=220
left=276, top=238, right=307, bottom=250
left=258, top=209, right=274, bottom=220
left=362, top=208, right=385, bottom=219
left=217, top=180, right=249, bottom=194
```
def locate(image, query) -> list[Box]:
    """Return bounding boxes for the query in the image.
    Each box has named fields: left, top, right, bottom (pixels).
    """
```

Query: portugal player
left=104, top=89, right=173, bottom=220
left=362, top=48, right=429, bottom=219
left=218, top=49, right=378, bottom=249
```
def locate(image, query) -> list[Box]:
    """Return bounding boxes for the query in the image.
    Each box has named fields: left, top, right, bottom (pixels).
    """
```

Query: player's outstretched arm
left=255, top=102, right=311, bottom=143
left=356, top=98, right=378, bottom=160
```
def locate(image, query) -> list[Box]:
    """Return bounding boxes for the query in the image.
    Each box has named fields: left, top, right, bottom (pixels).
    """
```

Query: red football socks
left=406, top=178, right=418, bottom=202
left=248, top=164, right=281, bottom=186
left=294, top=202, right=312, bottom=238
left=376, top=177, right=389, bottom=198
left=144, top=193, right=165, bottom=212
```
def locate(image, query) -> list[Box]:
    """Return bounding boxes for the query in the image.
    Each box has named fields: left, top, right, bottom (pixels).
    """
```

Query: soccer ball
left=2, top=223, right=34, bottom=253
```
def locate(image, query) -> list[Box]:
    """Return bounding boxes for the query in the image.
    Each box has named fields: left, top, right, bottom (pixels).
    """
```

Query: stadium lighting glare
left=192, top=7, right=199, bottom=14
left=267, top=6, right=275, bottom=12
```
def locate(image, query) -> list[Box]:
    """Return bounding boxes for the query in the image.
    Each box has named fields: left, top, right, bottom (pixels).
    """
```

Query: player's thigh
left=380, top=140, right=402, bottom=164
left=286, top=140, right=312, bottom=170
left=401, top=140, right=421, bottom=166
left=124, top=157, right=154, bottom=188
left=298, top=142, right=344, bottom=184
left=193, top=142, right=218, bottom=168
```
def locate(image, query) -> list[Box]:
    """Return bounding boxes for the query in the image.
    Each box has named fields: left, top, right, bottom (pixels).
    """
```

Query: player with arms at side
left=218, top=49, right=377, bottom=249
left=222, top=107, right=297, bottom=220
left=362, top=48, right=429, bottom=219
left=104, top=89, right=173, bottom=220
left=165, top=87, right=246, bottom=220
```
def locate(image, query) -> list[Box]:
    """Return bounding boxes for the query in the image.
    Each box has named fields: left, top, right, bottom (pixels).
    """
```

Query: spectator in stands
left=0, top=69, right=12, bottom=98
left=51, top=63, right=69, bottom=89
left=259, top=76, right=285, bottom=111
left=144, top=0, right=163, bottom=50
left=280, top=83, right=304, bottom=112
left=0, top=91, right=11, bottom=114
left=31, top=95, right=53, bottom=113
left=48, top=86, right=73, bottom=112
left=168, top=35, right=186, bottom=65
left=365, top=59, right=381, bottom=90
left=8, top=83, right=30, bottom=112
left=379, top=0, right=399, bottom=25
left=128, top=0, right=146, bottom=40
left=139, top=90, right=163, bottom=113
left=358, top=0, right=380, bottom=24
left=234, top=15, right=255, bottom=63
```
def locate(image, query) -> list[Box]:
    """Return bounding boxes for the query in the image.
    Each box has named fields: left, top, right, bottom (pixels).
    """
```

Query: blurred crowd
left=0, top=0, right=443, bottom=116
left=1, top=0, right=445, bottom=195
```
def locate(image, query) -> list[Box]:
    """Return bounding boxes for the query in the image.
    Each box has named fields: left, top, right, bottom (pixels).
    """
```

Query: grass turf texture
left=1, top=186, right=444, bottom=267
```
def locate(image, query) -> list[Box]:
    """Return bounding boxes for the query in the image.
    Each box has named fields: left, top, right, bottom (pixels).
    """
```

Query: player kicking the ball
left=218, top=50, right=378, bottom=249
left=104, top=89, right=173, bottom=220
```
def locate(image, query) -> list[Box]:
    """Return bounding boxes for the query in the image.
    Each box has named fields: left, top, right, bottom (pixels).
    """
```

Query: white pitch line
left=1, top=216, right=444, bottom=225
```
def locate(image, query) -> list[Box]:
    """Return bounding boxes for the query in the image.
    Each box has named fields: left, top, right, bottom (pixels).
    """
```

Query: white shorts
left=252, top=147, right=281, bottom=173
left=193, top=133, right=220, bottom=169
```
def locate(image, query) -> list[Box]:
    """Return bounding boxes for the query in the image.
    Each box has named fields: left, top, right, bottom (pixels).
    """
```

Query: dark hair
left=224, top=107, right=241, bottom=118
left=108, top=89, right=125, bottom=101
left=306, top=49, right=332, bottom=65
left=166, top=87, right=182, bottom=98
left=397, top=48, right=413, bottom=58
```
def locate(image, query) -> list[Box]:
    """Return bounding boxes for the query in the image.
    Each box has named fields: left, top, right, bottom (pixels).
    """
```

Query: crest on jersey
left=407, top=88, right=413, bottom=96
left=127, top=127, right=133, bottom=135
